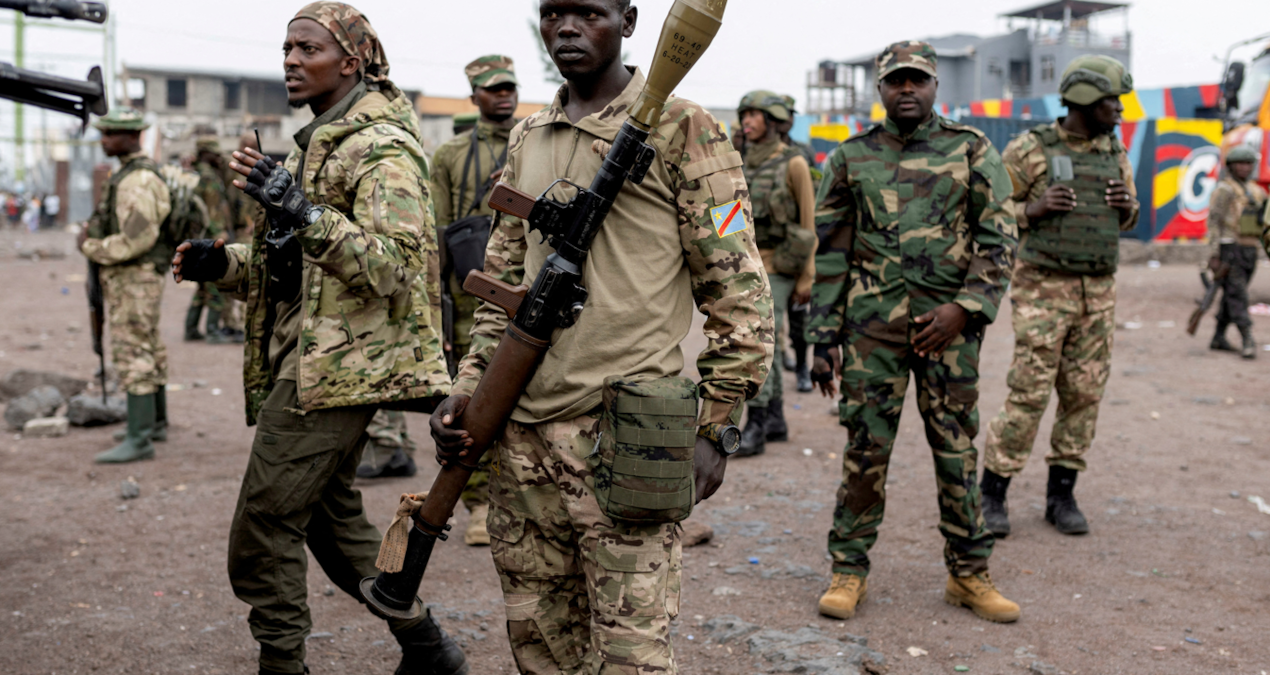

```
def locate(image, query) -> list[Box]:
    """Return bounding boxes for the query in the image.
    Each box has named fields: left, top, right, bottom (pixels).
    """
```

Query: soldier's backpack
left=158, top=164, right=212, bottom=244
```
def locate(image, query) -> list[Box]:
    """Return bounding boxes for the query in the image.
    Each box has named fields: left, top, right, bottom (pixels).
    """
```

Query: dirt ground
left=3, top=227, right=1269, bottom=675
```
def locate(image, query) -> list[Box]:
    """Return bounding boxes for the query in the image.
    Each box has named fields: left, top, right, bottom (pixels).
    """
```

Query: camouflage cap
left=465, top=55, right=518, bottom=90
left=91, top=107, right=149, bottom=132
left=1226, top=145, right=1259, bottom=165
left=876, top=41, right=938, bottom=81
left=195, top=136, right=221, bottom=154
left=737, top=90, right=791, bottom=122
left=1060, top=55, right=1132, bottom=106
left=292, top=2, right=390, bottom=85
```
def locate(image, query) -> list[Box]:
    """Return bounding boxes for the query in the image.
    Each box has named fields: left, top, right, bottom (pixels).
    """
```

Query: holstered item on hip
left=594, top=375, right=699, bottom=524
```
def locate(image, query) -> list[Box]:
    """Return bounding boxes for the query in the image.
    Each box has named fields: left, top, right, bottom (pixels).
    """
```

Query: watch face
left=720, top=426, right=741, bottom=455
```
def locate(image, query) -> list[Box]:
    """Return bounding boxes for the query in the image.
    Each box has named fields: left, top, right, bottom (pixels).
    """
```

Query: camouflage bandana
left=876, top=40, right=938, bottom=81
left=292, top=2, right=390, bottom=86
left=465, top=55, right=518, bottom=90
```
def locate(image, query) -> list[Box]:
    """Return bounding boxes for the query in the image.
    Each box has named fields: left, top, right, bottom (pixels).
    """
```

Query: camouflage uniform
left=983, top=121, right=1139, bottom=477
left=807, top=42, right=1017, bottom=580
left=211, top=4, right=454, bottom=672
left=188, top=140, right=232, bottom=339
left=1205, top=171, right=1267, bottom=343
left=453, top=68, right=773, bottom=673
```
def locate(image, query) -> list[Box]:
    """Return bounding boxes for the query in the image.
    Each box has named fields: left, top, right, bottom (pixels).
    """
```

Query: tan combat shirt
left=81, top=152, right=172, bottom=266
left=1206, top=175, right=1268, bottom=251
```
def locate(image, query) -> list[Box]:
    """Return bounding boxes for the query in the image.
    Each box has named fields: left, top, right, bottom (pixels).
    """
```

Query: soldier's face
left=1230, top=161, right=1255, bottom=181
left=540, top=0, right=636, bottom=80
left=878, top=70, right=937, bottom=125
left=472, top=83, right=519, bottom=123
left=1088, top=95, right=1124, bottom=136
left=283, top=19, right=361, bottom=109
left=99, top=131, right=140, bottom=157
left=740, top=110, right=769, bottom=143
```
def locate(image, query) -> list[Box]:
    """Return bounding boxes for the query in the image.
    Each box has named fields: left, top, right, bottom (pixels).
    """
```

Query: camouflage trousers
left=489, top=412, right=682, bottom=674
left=984, top=265, right=1115, bottom=476
left=101, top=263, right=168, bottom=396
left=831, top=324, right=993, bottom=579
left=750, top=273, right=795, bottom=409
left=358, top=410, right=491, bottom=509
left=1215, top=243, right=1258, bottom=331
left=190, top=281, right=227, bottom=312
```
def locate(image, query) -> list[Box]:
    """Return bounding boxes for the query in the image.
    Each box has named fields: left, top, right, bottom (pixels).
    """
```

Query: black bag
left=442, top=129, right=507, bottom=286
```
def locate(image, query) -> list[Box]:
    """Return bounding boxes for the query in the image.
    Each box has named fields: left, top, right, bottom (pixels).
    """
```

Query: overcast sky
left=2, top=0, right=1266, bottom=114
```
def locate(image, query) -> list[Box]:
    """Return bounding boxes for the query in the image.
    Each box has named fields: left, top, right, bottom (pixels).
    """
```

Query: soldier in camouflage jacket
left=808, top=41, right=1021, bottom=625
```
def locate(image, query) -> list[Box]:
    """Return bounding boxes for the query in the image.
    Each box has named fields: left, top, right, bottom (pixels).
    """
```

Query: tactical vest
left=1239, top=183, right=1264, bottom=238
left=1018, top=126, right=1123, bottom=276
left=89, top=156, right=174, bottom=274
left=744, top=144, right=802, bottom=250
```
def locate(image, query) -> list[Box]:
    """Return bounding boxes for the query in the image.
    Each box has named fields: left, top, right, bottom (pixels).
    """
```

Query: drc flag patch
left=710, top=200, right=748, bottom=238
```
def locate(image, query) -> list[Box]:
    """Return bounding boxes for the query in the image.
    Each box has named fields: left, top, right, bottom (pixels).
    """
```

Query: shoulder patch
left=710, top=200, right=748, bottom=238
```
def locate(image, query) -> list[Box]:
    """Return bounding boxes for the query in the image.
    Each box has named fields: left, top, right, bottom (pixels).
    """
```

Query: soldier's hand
left=913, top=303, right=968, bottom=358
left=172, top=238, right=228, bottom=283
left=229, top=148, right=277, bottom=199
left=693, top=436, right=727, bottom=504
left=811, top=344, right=842, bottom=398
left=1105, top=179, right=1134, bottom=215
left=430, top=394, right=473, bottom=465
left=1025, top=184, right=1077, bottom=220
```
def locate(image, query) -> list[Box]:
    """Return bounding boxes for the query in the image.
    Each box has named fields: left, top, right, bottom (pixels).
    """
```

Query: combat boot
left=1044, top=465, right=1089, bottom=535
left=114, top=386, right=167, bottom=443
left=783, top=351, right=797, bottom=371
left=736, top=407, right=767, bottom=457
left=184, top=305, right=204, bottom=341
left=795, top=363, right=813, bottom=393
left=944, top=573, right=1020, bottom=623
left=818, top=573, right=867, bottom=619
left=357, top=446, right=417, bottom=479
left=1239, top=325, right=1257, bottom=360
left=392, top=610, right=469, bottom=675
left=1211, top=322, right=1237, bottom=352
left=465, top=503, right=490, bottom=547
left=765, top=397, right=789, bottom=442
left=979, top=470, right=1012, bottom=537
left=205, top=309, right=232, bottom=344
left=96, top=393, right=156, bottom=464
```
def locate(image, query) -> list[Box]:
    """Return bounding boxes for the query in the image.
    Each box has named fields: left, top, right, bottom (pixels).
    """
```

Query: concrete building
left=819, top=0, right=1130, bottom=117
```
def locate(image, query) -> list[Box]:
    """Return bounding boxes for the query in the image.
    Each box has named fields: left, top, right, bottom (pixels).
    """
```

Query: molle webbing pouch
left=595, top=375, right=699, bottom=524
left=773, top=226, right=816, bottom=277
left=1239, top=207, right=1261, bottom=238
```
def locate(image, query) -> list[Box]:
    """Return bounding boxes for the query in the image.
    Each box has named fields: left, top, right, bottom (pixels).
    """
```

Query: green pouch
left=594, top=375, right=699, bottom=524
left=773, top=226, right=816, bottom=277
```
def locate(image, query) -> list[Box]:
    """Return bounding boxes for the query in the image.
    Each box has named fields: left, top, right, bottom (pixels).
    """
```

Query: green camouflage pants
left=489, top=412, right=682, bottom=674
left=228, top=380, right=423, bottom=673
left=984, top=265, right=1115, bottom=476
left=831, top=325, right=993, bottom=579
left=750, top=272, right=794, bottom=409
left=101, top=263, right=168, bottom=396
left=190, top=281, right=227, bottom=311
left=359, top=409, right=491, bottom=509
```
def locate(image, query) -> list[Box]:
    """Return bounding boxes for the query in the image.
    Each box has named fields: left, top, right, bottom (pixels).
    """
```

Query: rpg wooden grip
left=487, top=182, right=536, bottom=220
left=463, top=270, right=528, bottom=318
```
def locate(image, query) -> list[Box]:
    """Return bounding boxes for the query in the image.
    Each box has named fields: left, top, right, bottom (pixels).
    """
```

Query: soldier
left=218, top=133, right=265, bottom=343
left=77, top=108, right=172, bottom=464
left=980, top=56, right=1140, bottom=538
left=170, top=4, right=466, bottom=674
left=1204, top=145, right=1266, bottom=359
left=356, top=410, right=419, bottom=478
left=735, top=90, right=817, bottom=457
left=451, top=111, right=478, bottom=136
left=184, top=137, right=233, bottom=343
left=808, top=41, right=1020, bottom=623
left=430, top=0, right=773, bottom=670
left=776, top=93, right=818, bottom=396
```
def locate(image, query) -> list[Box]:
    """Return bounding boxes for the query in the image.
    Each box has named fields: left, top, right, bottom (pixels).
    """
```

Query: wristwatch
left=698, top=423, right=742, bottom=457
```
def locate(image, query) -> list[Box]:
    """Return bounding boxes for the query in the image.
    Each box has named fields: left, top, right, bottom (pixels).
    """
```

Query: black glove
left=177, top=239, right=229, bottom=282
left=811, top=344, right=836, bottom=385
left=241, top=155, right=316, bottom=234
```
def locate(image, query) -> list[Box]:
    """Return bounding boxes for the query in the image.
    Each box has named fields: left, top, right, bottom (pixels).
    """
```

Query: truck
left=1220, top=33, right=1270, bottom=189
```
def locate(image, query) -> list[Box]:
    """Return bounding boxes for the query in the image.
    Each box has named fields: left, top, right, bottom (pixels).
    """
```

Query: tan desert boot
left=944, top=573, right=1021, bottom=623
left=818, top=573, right=868, bottom=619
left=465, top=502, right=491, bottom=547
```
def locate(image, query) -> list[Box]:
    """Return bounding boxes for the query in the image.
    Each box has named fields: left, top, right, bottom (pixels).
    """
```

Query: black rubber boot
left=393, top=610, right=470, bottom=675
left=1239, top=325, right=1257, bottom=360
left=184, top=304, right=205, bottom=341
left=1044, top=465, right=1089, bottom=535
left=357, top=447, right=418, bottom=479
left=736, top=407, right=767, bottom=457
left=980, top=470, right=1012, bottom=537
left=765, top=397, right=788, bottom=442
left=1211, top=321, right=1236, bottom=352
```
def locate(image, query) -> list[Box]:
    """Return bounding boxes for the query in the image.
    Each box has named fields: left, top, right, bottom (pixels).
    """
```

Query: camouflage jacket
left=193, top=159, right=231, bottom=239
left=81, top=152, right=172, bottom=267
left=453, top=68, right=773, bottom=428
left=430, top=118, right=514, bottom=228
left=1207, top=175, right=1267, bottom=250
left=808, top=115, right=1018, bottom=344
left=217, top=87, right=449, bottom=424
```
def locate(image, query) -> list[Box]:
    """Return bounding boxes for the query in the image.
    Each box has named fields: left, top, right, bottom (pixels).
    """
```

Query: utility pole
left=14, top=9, right=24, bottom=184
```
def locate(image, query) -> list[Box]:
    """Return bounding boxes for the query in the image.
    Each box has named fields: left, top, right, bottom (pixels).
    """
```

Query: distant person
left=184, top=137, right=233, bottom=343
left=1203, top=145, right=1266, bottom=359
left=43, top=193, right=59, bottom=228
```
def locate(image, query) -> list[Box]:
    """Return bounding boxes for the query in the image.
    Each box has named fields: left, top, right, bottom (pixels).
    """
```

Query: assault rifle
left=0, top=1, right=109, bottom=126
left=1187, top=262, right=1230, bottom=336
left=359, top=0, right=730, bottom=620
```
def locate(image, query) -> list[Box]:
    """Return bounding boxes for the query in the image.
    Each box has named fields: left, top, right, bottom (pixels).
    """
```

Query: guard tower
left=1002, top=1, right=1131, bottom=99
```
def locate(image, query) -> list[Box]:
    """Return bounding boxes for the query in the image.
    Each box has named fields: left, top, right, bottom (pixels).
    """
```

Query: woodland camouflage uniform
left=453, top=68, right=773, bottom=673
left=187, top=139, right=232, bottom=340
left=808, top=42, right=1017, bottom=580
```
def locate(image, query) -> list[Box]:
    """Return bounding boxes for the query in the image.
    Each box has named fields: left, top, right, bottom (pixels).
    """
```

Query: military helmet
left=1226, top=145, right=1259, bottom=165
left=92, top=107, right=149, bottom=132
left=1060, top=55, right=1133, bottom=106
left=737, top=90, right=791, bottom=122
left=782, top=94, right=797, bottom=115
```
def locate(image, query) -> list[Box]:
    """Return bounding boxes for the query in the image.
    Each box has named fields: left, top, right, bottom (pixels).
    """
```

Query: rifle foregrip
left=463, top=271, right=528, bottom=318
left=487, top=183, right=536, bottom=220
